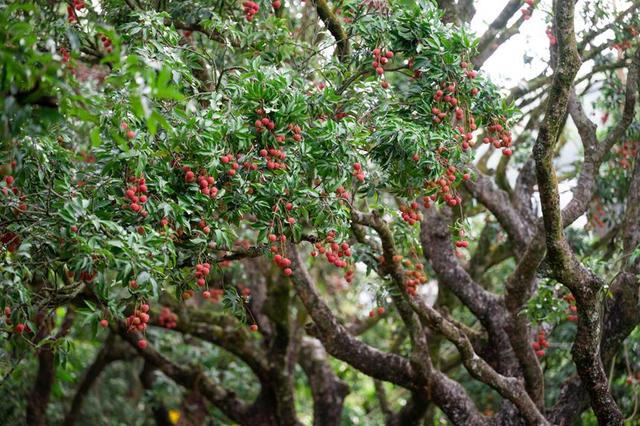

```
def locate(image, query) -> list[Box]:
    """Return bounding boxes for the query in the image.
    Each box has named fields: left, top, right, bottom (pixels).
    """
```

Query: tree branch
left=311, top=0, right=349, bottom=61
left=532, top=0, right=623, bottom=422
left=116, top=322, right=252, bottom=424
left=287, top=243, right=420, bottom=390
left=299, top=337, right=349, bottom=426
left=474, top=0, right=522, bottom=64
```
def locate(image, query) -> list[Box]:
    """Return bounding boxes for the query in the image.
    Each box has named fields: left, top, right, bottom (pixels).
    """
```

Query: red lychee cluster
left=99, top=34, right=113, bottom=54
left=196, top=218, right=211, bottom=235
left=0, top=231, right=20, bottom=253
left=431, top=84, right=459, bottom=122
left=14, top=322, right=27, bottom=334
left=242, top=1, right=259, bottom=21
left=461, top=61, right=479, bottom=80
left=124, top=176, right=149, bottom=217
left=220, top=154, right=241, bottom=177
left=369, top=306, right=385, bottom=317
left=182, top=165, right=222, bottom=194
left=202, top=288, right=224, bottom=302
left=563, top=293, right=578, bottom=322
left=60, top=47, right=71, bottom=63
left=126, top=303, right=150, bottom=334
left=194, top=262, right=211, bottom=287
left=121, top=121, right=136, bottom=139
left=399, top=202, right=422, bottom=225
left=482, top=121, right=513, bottom=156
left=613, top=40, right=632, bottom=52
left=379, top=256, right=427, bottom=296
left=260, top=148, right=287, bottom=170
left=255, top=116, right=276, bottom=132
left=531, top=329, right=549, bottom=357
left=158, top=307, right=178, bottom=329
left=422, top=169, right=464, bottom=208
left=79, top=271, right=96, bottom=283
left=288, top=123, right=303, bottom=142
left=311, top=231, right=351, bottom=267
left=371, top=48, right=393, bottom=89
left=67, top=1, right=84, bottom=23
left=403, top=259, right=427, bottom=297
left=625, top=372, right=640, bottom=385
left=242, top=158, right=260, bottom=171
left=273, top=253, right=293, bottom=276
left=310, top=231, right=353, bottom=281
left=588, top=199, right=606, bottom=229
left=617, top=140, right=638, bottom=169
left=352, top=162, right=365, bottom=182
left=454, top=229, right=469, bottom=249
left=1, top=162, right=26, bottom=215
left=335, top=186, right=350, bottom=200
left=2, top=173, right=17, bottom=196
left=239, top=285, right=252, bottom=301
left=4, top=308, right=31, bottom=334
left=454, top=125, right=476, bottom=151
left=344, top=266, right=355, bottom=283
left=198, top=171, right=218, bottom=197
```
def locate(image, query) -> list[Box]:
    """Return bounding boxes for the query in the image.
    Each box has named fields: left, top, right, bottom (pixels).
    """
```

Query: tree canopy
left=1, top=0, right=639, bottom=425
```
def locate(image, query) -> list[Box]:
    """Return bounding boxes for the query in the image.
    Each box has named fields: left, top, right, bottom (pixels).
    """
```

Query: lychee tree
left=1, top=0, right=639, bottom=425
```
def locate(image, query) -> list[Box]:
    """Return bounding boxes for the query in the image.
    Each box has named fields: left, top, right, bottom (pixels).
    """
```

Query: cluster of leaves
left=0, top=0, right=515, bottom=333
